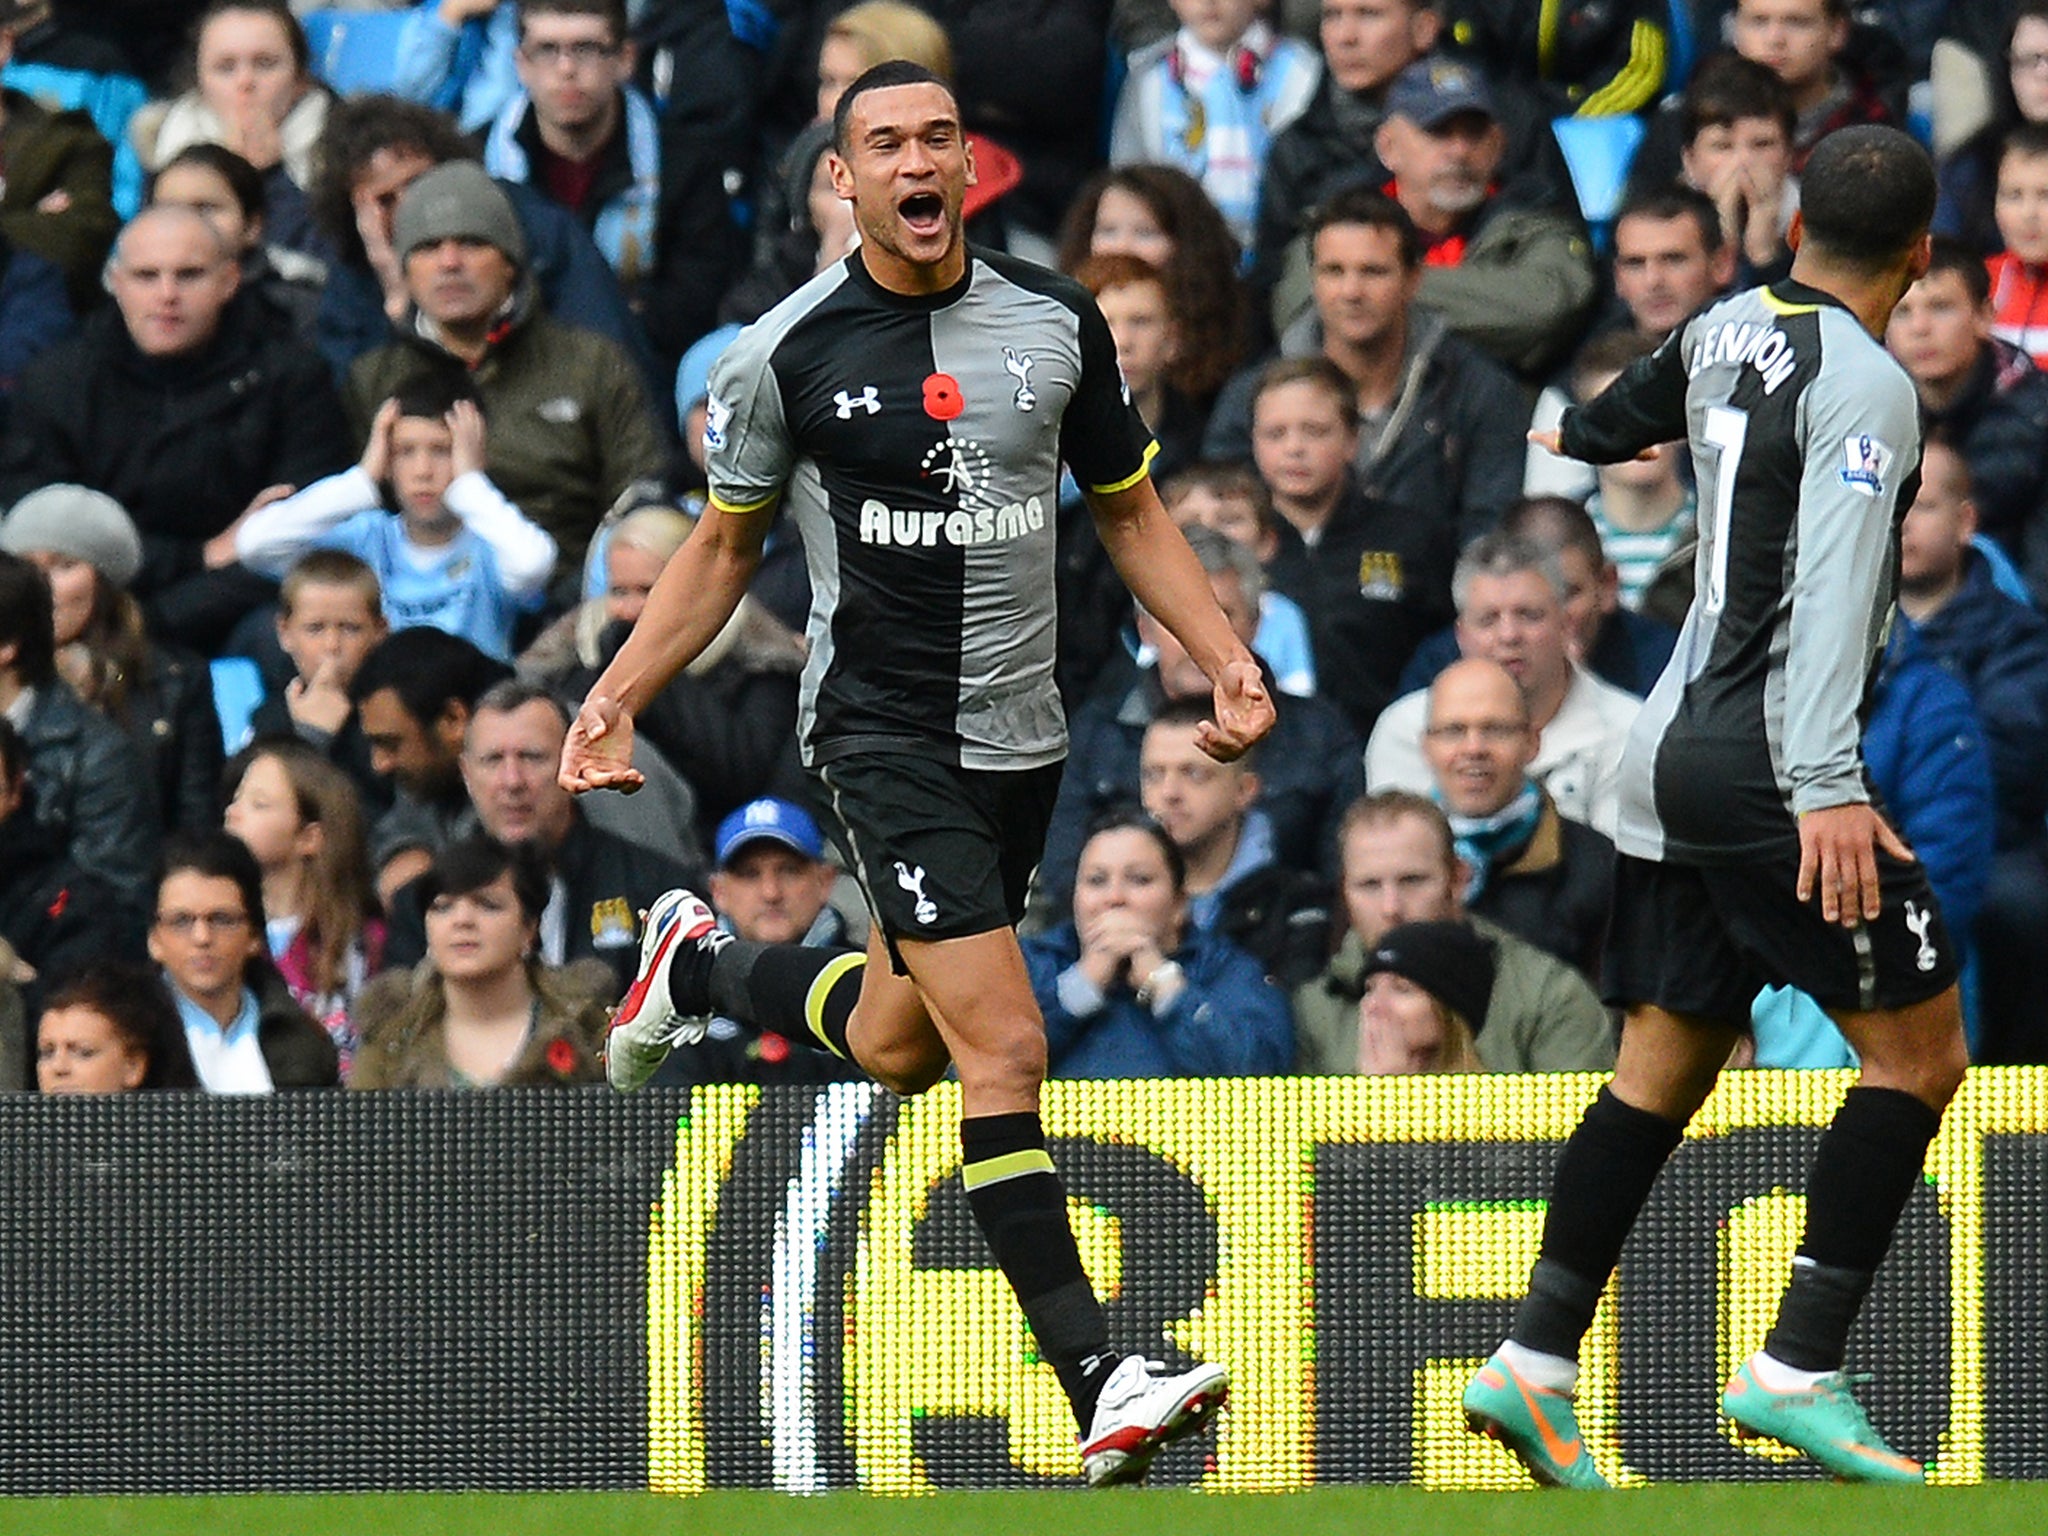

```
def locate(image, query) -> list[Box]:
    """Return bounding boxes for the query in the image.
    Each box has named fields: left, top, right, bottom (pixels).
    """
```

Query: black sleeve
left=1557, top=323, right=1690, bottom=464
left=1061, top=291, right=1157, bottom=493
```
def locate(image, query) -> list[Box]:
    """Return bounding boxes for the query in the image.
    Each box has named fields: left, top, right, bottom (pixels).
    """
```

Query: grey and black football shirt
left=703, top=248, right=1155, bottom=771
left=1558, top=279, right=1923, bottom=864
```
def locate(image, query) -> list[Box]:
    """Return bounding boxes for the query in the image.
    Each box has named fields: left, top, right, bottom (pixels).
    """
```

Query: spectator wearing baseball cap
left=650, top=795, right=864, bottom=1089
left=345, top=160, right=668, bottom=601
left=1355, top=918, right=1496, bottom=1075
left=1375, top=57, right=1596, bottom=376
left=1, top=484, right=223, bottom=835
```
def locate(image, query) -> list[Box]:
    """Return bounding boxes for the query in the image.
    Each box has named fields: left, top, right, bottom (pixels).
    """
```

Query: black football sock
left=961, top=1111, right=1120, bottom=1429
left=1510, top=1086, right=1686, bottom=1360
left=1763, top=1087, right=1942, bottom=1372
left=670, top=938, right=864, bottom=1058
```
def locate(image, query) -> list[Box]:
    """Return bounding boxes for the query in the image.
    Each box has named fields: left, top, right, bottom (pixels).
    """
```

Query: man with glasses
left=482, top=0, right=745, bottom=362
left=1366, top=531, right=1640, bottom=836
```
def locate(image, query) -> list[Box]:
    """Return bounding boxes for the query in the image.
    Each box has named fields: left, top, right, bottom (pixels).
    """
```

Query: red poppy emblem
left=922, top=373, right=964, bottom=420
left=757, top=1031, right=792, bottom=1065
left=545, top=1038, right=579, bottom=1076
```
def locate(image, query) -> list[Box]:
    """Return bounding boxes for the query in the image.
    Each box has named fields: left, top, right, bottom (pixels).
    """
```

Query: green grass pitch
left=5, top=1485, right=2046, bottom=1536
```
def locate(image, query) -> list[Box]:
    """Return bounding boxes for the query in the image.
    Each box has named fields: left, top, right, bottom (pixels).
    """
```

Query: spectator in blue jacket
left=1025, top=809, right=1293, bottom=1080
left=1895, top=436, right=2048, bottom=1063
left=393, top=1, right=521, bottom=134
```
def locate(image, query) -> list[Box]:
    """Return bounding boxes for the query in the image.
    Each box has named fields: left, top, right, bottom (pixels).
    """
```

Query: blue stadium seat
left=1552, top=113, right=1647, bottom=253
left=301, top=8, right=412, bottom=96
left=210, top=656, right=268, bottom=755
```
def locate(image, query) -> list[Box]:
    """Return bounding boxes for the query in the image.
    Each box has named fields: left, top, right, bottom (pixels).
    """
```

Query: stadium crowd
left=1, top=0, right=2044, bottom=1093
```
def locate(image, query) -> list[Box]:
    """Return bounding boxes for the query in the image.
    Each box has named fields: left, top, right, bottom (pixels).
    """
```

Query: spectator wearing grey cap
left=0, top=204, right=354, bottom=654
left=0, top=483, right=224, bottom=833
left=1374, top=56, right=1596, bottom=376
left=344, top=159, right=668, bottom=601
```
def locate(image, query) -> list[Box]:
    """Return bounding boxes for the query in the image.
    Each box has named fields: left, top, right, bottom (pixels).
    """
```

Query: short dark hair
left=418, top=834, right=552, bottom=923
left=154, top=142, right=268, bottom=223
left=1570, top=328, right=1660, bottom=399
left=1679, top=51, right=1796, bottom=143
left=1306, top=186, right=1423, bottom=270
left=154, top=829, right=283, bottom=994
left=1079, top=805, right=1187, bottom=893
left=1799, top=126, right=1935, bottom=270
left=472, top=677, right=571, bottom=732
left=347, top=626, right=513, bottom=720
left=832, top=60, right=953, bottom=154
left=516, top=0, right=627, bottom=42
left=39, top=961, right=200, bottom=1091
left=391, top=367, right=482, bottom=422
left=1614, top=184, right=1725, bottom=256
left=1923, top=236, right=1992, bottom=306
left=2002, top=120, right=2048, bottom=170
left=1145, top=692, right=1257, bottom=772
left=1252, top=355, right=1361, bottom=434
left=1160, top=460, right=1275, bottom=535
left=0, top=553, right=55, bottom=687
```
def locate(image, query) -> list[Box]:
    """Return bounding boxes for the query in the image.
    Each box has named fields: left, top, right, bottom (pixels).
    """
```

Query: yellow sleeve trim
left=707, top=490, right=779, bottom=516
left=1578, top=20, right=1668, bottom=117
left=1758, top=290, right=1821, bottom=317
left=1084, top=437, right=1161, bottom=496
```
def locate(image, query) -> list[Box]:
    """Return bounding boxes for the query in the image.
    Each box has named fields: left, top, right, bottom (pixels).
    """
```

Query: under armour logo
left=1904, top=900, right=1938, bottom=973
left=1003, top=347, right=1037, bottom=412
left=894, top=861, right=938, bottom=925
left=834, top=386, right=880, bottom=419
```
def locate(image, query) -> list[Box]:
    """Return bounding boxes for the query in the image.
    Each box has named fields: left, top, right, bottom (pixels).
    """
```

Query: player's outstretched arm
left=1085, top=477, right=1276, bottom=762
left=559, top=504, right=771, bottom=794
left=1797, top=803, right=1917, bottom=928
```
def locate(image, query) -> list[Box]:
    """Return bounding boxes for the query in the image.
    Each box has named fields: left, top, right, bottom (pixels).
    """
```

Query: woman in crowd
left=349, top=836, right=609, bottom=1090
left=36, top=962, right=199, bottom=1094
left=0, top=484, right=222, bottom=834
left=1024, top=810, right=1293, bottom=1079
left=1056, top=163, right=1247, bottom=401
left=150, top=141, right=325, bottom=342
left=222, top=740, right=384, bottom=1076
left=1353, top=921, right=1493, bottom=1077
left=148, top=830, right=339, bottom=1092
left=131, top=0, right=331, bottom=257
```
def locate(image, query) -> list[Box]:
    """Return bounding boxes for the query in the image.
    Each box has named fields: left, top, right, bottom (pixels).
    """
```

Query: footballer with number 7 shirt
left=1463, top=125, right=1968, bottom=1488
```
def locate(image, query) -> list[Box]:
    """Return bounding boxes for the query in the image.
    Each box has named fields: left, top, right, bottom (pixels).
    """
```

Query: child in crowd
left=1988, top=123, right=2048, bottom=367
left=222, top=742, right=385, bottom=1078
left=1108, top=0, right=1320, bottom=251
left=1160, top=462, right=1316, bottom=697
left=253, top=549, right=389, bottom=809
left=1676, top=53, right=1799, bottom=282
left=1571, top=333, right=1695, bottom=611
left=232, top=373, right=557, bottom=661
left=1072, top=252, right=1206, bottom=478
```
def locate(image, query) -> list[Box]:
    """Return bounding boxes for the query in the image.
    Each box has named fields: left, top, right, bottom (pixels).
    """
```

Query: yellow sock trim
left=803, top=951, right=866, bottom=1058
left=960, top=1148, right=1056, bottom=1191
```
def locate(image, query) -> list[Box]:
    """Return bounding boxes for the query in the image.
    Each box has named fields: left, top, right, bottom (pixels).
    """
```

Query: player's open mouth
left=899, top=192, right=945, bottom=235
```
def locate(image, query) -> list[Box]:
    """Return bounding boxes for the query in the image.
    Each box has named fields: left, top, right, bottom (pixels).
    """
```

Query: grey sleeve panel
left=1782, top=316, right=1923, bottom=815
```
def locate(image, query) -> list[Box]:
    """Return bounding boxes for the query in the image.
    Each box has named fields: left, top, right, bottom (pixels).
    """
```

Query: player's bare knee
left=953, top=1028, right=1046, bottom=1102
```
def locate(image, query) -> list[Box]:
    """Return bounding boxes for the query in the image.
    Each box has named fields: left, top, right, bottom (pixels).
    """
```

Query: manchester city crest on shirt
left=1358, top=550, right=1405, bottom=600
left=590, top=897, right=637, bottom=950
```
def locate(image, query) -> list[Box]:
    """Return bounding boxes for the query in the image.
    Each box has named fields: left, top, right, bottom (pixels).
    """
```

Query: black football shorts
left=809, top=750, right=1062, bottom=972
left=1604, top=846, right=1959, bottom=1020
